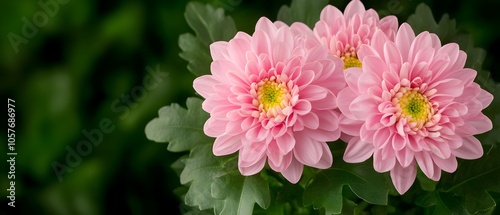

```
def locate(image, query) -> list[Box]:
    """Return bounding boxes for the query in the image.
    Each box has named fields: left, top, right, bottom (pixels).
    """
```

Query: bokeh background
left=1, top=0, right=499, bottom=214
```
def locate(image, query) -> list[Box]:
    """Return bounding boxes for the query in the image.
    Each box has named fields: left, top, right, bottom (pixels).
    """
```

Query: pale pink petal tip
left=390, top=163, right=417, bottom=195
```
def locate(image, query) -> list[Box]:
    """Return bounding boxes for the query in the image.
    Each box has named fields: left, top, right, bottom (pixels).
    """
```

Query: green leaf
left=406, top=4, right=440, bottom=36
left=211, top=173, right=271, bottom=215
left=277, top=0, right=329, bottom=28
left=180, top=144, right=226, bottom=211
left=184, top=2, right=236, bottom=46
left=145, top=97, right=212, bottom=152
left=179, top=2, right=236, bottom=76
left=439, top=146, right=500, bottom=213
left=406, top=3, right=493, bottom=81
left=416, top=191, right=469, bottom=215
left=416, top=147, right=500, bottom=214
left=179, top=143, right=270, bottom=215
left=303, top=153, right=389, bottom=214
left=179, top=33, right=212, bottom=77
left=407, top=3, right=458, bottom=42
left=171, top=155, right=188, bottom=177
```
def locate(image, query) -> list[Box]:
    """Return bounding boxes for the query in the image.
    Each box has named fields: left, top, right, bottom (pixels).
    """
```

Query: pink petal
left=344, top=0, right=366, bottom=20
left=281, top=157, right=304, bottom=183
left=225, top=118, right=245, bottom=134
left=294, top=100, right=312, bottom=115
left=303, top=128, right=340, bottom=142
left=357, top=44, right=379, bottom=60
left=273, top=41, right=292, bottom=66
left=320, top=5, right=345, bottom=31
left=448, top=50, right=467, bottom=73
left=293, top=133, right=323, bottom=166
left=204, top=118, right=227, bottom=137
left=365, top=114, right=383, bottom=130
left=228, top=37, right=252, bottom=68
left=193, top=75, right=219, bottom=98
left=373, top=147, right=396, bottom=172
left=464, top=113, right=493, bottom=135
left=360, top=123, right=377, bottom=143
left=211, top=59, right=243, bottom=81
left=266, top=140, right=287, bottom=168
left=317, top=110, right=340, bottom=131
left=239, top=155, right=266, bottom=176
left=295, top=70, right=315, bottom=87
left=211, top=104, right=238, bottom=119
left=477, top=88, right=494, bottom=108
left=299, top=112, right=320, bottom=129
left=392, top=133, right=406, bottom=151
left=344, top=67, right=362, bottom=92
left=390, top=162, right=417, bottom=194
left=369, top=30, right=389, bottom=58
left=343, top=137, right=374, bottom=163
left=411, top=47, right=435, bottom=71
left=276, top=131, right=296, bottom=154
left=435, top=43, right=459, bottom=74
left=210, top=41, right=229, bottom=61
left=408, top=31, right=433, bottom=64
left=271, top=124, right=287, bottom=137
left=378, top=15, right=398, bottom=40
left=454, top=83, right=480, bottom=104
left=202, top=97, right=224, bottom=113
left=213, top=135, right=242, bottom=156
left=245, top=125, right=270, bottom=142
left=429, top=78, right=464, bottom=98
left=268, top=151, right=293, bottom=172
left=432, top=154, right=457, bottom=173
left=255, top=17, right=277, bottom=37
left=396, top=146, right=415, bottom=168
left=429, top=140, right=452, bottom=159
left=238, top=141, right=267, bottom=175
left=452, top=136, right=483, bottom=159
left=337, top=88, right=358, bottom=119
left=300, top=85, right=328, bottom=101
left=310, top=91, right=337, bottom=110
left=373, top=128, right=392, bottom=149
left=305, top=46, right=328, bottom=65
left=349, top=94, right=378, bottom=120
left=360, top=56, right=386, bottom=87
left=383, top=41, right=402, bottom=70
left=415, top=151, right=435, bottom=179
left=309, top=142, right=333, bottom=169
left=446, top=68, right=476, bottom=89
left=339, top=115, right=363, bottom=136
left=252, top=30, right=271, bottom=56
left=429, top=164, right=442, bottom=181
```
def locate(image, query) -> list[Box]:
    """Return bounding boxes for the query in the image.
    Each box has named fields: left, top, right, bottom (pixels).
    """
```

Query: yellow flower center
left=250, top=75, right=294, bottom=122
left=257, top=79, right=289, bottom=111
left=336, top=44, right=362, bottom=69
left=394, top=88, right=432, bottom=127
left=343, top=56, right=362, bottom=69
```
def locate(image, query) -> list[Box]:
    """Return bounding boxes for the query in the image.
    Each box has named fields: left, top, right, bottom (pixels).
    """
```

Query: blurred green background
left=1, top=0, right=499, bottom=214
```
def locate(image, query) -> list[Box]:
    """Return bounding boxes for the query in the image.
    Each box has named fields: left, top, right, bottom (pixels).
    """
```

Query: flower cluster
left=193, top=0, right=493, bottom=194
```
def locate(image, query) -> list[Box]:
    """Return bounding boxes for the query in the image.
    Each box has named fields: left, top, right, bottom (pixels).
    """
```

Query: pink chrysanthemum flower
left=193, top=17, right=345, bottom=183
left=314, top=0, right=398, bottom=69
left=337, top=23, right=493, bottom=194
